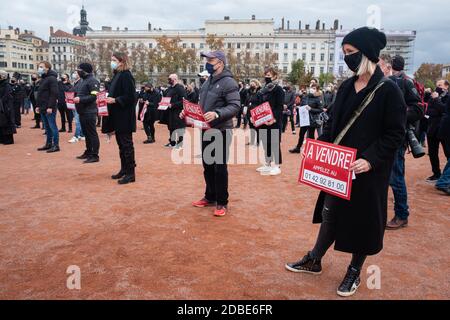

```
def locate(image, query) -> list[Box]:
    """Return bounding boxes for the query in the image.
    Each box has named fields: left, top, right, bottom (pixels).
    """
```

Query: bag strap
left=334, top=80, right=386, bottom=145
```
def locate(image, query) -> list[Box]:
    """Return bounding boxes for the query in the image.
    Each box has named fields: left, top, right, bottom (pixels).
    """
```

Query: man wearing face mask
left=182, top=50, right=240, bottom=217
left=198, top=70, right=210, bottom=88
left=68, top=71, right=85, bottom=143
left=0, top=70, right=16, bottom=145
left=29, top=74, right=42, bottom=129
left=164, top=74, right=187, bottom=148
left=57, top=74, right=73, bottom=133
left=426, top=79, right=450, bottom=182
left=36, top=61, right=60, bottom=153
left=73, top=63, right=101, bottom=163
left=142, top=83, right=161, bottom=144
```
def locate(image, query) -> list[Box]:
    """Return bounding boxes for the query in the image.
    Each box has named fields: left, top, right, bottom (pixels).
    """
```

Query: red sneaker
left=192, top=198, right=216, bottom=208
left=214, top=206, right=228, bottom=217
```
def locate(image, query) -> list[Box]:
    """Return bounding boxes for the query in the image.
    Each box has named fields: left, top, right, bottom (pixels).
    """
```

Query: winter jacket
left=36, top=70, right=58, bottom=113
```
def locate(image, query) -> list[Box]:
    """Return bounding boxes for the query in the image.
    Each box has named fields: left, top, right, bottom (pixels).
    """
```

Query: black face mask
left=77, top=70, right=88, bottom=79
left=200, top=78, right=206, bottom=85
left=11, top=80, right=16, bottom=84
left=31, top=77, right=37, bottom=82
left=265, top=77, right=272, bottom=84
left=436, top=87, right=444, bottom=95
left=344, top=51, right=363, bottom=72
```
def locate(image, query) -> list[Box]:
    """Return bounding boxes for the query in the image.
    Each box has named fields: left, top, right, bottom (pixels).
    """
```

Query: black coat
left=102, top=70, right=137, bottom=134
left=438, top=95, right=450, bottom=144
left=165, top=83, right=186, bottom=131
left=57, top=81, right=73, bottom=108
left=259, top=83, right=285, bottom=129
left=314, top=66, right=406, bottom=256
left=75, top=74, right=100, bottom=115
left=0, top=80, right=16, bottom=135
left=426, top=93, right=448, bottom=138
left=36, top=70, right=59, bottom=113
left=143, top=89, right=161, bottom=121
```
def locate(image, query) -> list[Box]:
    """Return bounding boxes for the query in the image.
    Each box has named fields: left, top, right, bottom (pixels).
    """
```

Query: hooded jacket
left=198, top=68, right=241, bottom=130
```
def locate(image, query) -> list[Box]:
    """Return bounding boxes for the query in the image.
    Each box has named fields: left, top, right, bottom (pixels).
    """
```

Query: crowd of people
left=0, top=25, right=449, bottom=298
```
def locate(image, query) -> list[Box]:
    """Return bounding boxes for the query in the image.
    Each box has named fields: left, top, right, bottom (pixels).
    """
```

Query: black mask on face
left=265, top=77, right=272, bottom=84
left=344, top=51, right=363, bottom=72
left=436, top=87, right=444, bottom=95
left=77, top=70, right=88, bottom=79
left=11, top=80, right=16, bottom=84
left=200, top=78, right=206, bottom=85
left=31, top=77, right=37, bottom=82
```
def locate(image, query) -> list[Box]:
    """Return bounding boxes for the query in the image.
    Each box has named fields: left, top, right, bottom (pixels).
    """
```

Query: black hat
left=77, top=62, right=93, bottom=74
left=342, top=27, right=387, bottom=63
left=392, top=55, right=405, bottom=71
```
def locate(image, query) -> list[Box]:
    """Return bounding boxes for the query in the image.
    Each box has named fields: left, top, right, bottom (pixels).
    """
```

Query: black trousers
left=260, top=125, right=282, bottom=165
left=311, top=195, right=367, bottom=271
left=13, top=101, right=21, bottom=126
left=295, top=126, right=316, bottom=149
left=427, top=134, right=450, bottom=176
left=58, top=105, right=73, bottom=131
left=282, top=113, right=295, bottom=133
left=79, top=113, right=100, bottom=157
left=143, top=110, right=157, bottom=139
left=115, top=133, right=136, bottom=175
left=202, top=130, right=232, bottom=206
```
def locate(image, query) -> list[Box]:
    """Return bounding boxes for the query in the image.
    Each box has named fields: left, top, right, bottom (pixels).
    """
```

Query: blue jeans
left=389, top=146, right=409, bottom=220
left=41, top=111, right=59, bottom=146
left=73, top=110, right=84, bottom=138
left=436, top=158, right=450, bottom=189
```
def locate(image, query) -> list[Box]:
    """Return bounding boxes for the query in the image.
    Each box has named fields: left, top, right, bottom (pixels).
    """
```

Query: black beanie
left=342, top=27, right=387, bottom=63
left=77, top=62, right=93, bottom=74
left=392, top=55, right=405, bottom=71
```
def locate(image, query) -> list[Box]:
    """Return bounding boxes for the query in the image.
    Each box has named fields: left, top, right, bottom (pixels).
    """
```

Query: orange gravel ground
left=0, top=113, right=449, bottom=300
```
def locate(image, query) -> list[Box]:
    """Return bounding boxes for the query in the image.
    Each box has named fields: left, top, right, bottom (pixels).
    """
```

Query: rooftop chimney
left=50, top=26, right=54, bottom=35
left=287, top=20, right=290, bottom=30
left=322, top=23, right=325, bottom=30
left=299, top=20, right=302, bottom=30
left=316, top=20, right=320, bottom=30
left=252, top=15, right=256, bottom=20
left=282, top=17, right=285, bottom=30
left=224, top=16, right=230, bottom=20
left=334, top=19, right=339, bottom=30
left=148, top=22, right=152, bottom=31
left=305, top=24, right=310, bottom=30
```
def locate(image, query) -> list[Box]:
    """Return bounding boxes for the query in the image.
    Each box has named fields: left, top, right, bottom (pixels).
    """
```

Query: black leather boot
left=37, top=144, right=52, bottom=151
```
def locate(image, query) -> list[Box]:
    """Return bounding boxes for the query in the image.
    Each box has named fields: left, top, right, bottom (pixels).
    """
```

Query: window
left=330, top=53, right=334, bottom=62
left=311, top=53, right=315, bottom=62
left=339, top=66, right=344, bottom=74
left=191, top=43, right=195, bottom=49
left=200, top=43, right=205, bottom=49
left=182, top=43, right=187, bottom=48
left=265, top=43, right=270, bottom=49
left=237, top=43, right=241, bottom=49
left=283, top=53, right=288, bottom=62
left=311, top=66, right=315, bottom=74
left=255, top=53, right=260, bottom=60
left=293, top=53, right=297, bottom=61
left=284, top=43, right=288, bottom=49
left=149, top=43, right=153, bottom=49
left=302, top=43, right=307, bottom=50
left=320, top=67, right=324, bottom=74
left=275, top=43, right=279, bottom=49
left=246, top=43, right=251, bottom=49
left=293, top=43, right=298, bottom=49
left=227, top=43, right=232, bottom=49
left=302, top=53, right=306, bottom=61
left=320, top=53, right=325, bottom=62
left=321, top=43, right=326, bottom=50
left=0, top=62, right=7, bottom=67
left=311, top=43, right=316, bottom=50
left=29, top=64, right=34, bottom=70
left=283, top=66, right=288, bottom=73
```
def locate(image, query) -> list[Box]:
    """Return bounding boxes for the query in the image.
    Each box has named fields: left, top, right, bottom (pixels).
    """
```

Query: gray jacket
left=198, top=68, right=240, bottom=130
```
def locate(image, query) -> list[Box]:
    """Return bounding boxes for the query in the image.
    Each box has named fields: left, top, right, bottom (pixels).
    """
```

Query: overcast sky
left=2, top=0, right=449, bottom=72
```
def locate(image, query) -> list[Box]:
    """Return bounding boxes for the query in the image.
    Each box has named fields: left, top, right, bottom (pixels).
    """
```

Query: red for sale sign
left=96, top=92, right=108, bottom=116
left=250, top=102, right=274, bottom=128
left=65, top=92, right=76, bottom=110
left=158, top=97, right=172, bottom=111
left=299, top=139, right=357, bottom=200
left=183, top=99, right=210, bottom=130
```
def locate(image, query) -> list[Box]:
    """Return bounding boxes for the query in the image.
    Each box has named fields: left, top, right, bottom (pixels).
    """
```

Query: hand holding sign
left=65, top=92, right=76, bottom=110
left=299, top=139, right=357, bottom=200
left=183, top=99, right=211, bottom=130
left=158, top=97, right=172, bottom=110
left=250, top=102, right=274, bottom=128
left=97, top=92, right=109, bottom=116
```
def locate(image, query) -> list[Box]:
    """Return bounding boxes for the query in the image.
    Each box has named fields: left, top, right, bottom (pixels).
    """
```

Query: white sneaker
left=257, top=164, right=271, bottom=172
left=68, top=137, right=79, bottom=143
left=79, top=137, right=86, bottom=141
left=269, top=166, right=282, bottom=176
left=259, top=166, right=274, bottom=175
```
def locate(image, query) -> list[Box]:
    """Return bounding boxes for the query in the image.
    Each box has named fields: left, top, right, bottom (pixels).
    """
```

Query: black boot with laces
left=337, top=266, right=361, bottom=297
left=285, top=252, right=322, bottom=275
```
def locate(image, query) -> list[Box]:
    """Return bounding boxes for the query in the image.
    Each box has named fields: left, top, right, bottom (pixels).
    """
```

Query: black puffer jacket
left=36, top=70, right=58, bottom=113
left=74, top=74, right=100, bottom=115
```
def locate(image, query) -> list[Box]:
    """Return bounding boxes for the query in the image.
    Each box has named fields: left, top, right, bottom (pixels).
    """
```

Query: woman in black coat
left=57, top=74, right=73, bottom=133
left=104, top=52, right=137, bottom=185
left=0, top=71, right=16, bottom=145
left=286, top=27, right=406, bottom=297
left=255, top=67, right=285, bottom=176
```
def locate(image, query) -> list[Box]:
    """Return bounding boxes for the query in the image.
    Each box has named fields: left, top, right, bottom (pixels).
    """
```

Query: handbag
left=334, top=80, right=386, bottom=145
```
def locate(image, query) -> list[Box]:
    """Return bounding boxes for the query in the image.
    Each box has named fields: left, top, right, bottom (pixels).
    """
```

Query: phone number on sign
left=303, top=169, right=348, bottom=195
